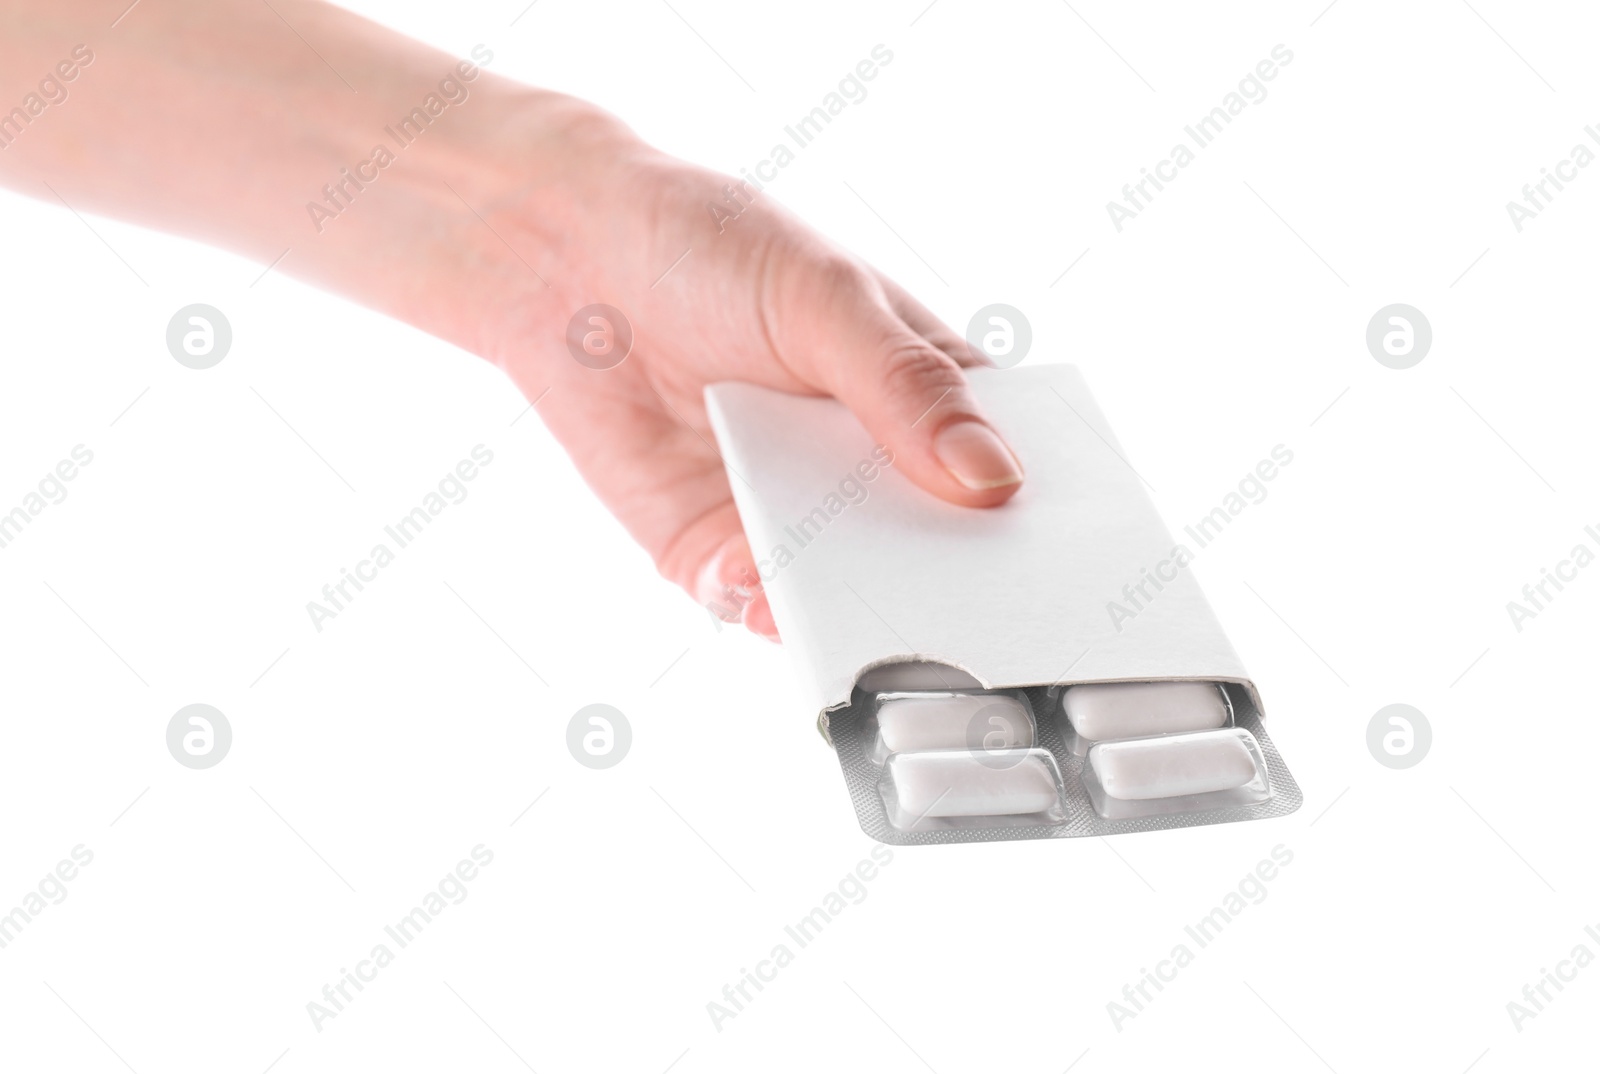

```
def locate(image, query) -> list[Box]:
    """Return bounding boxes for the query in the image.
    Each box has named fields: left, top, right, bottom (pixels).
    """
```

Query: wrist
left=298, top=79, right=654, bottom=367
left=392, top=85, right=660, bottom=362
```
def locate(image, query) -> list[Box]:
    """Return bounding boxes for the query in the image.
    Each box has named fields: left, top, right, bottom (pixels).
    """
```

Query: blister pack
left=705, top=364, right=1303, bottom=845
left=828, top=674, right=1300, bottom=844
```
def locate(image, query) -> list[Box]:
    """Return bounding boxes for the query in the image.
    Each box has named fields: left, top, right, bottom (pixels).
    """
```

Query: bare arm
left=0, top=0, right=1024, bottom=639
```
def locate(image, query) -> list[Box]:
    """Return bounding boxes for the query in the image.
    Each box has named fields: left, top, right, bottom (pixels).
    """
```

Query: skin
left=0, top=0, right=1024, bottom=640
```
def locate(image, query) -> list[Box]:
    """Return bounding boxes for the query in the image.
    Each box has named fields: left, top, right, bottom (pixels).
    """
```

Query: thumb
left=791, top=271, right=1024, bottom=507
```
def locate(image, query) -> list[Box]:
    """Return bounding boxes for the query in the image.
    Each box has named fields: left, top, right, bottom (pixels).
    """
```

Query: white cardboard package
left=705, top=364, right=1301, bottom=843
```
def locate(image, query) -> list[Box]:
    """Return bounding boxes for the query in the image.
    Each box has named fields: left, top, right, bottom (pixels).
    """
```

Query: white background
left=2, top=1, right=1598, bottom=1071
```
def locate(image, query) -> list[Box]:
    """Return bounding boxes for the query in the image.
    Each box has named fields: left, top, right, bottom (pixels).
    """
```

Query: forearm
left=0, top=0, right=641, bottom=357
left=1, top=2, right=1024, bottom=634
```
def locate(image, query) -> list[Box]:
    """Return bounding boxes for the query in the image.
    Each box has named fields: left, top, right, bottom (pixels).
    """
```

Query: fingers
left=781, top=261, right=1024, bottom=508
left=527, top=368, right=778, bottom=644
left=692, top=527, right=779, bottom=643
left=611, top=476, right=779, bottom=644
left=875, top=272, right=988, bottom=369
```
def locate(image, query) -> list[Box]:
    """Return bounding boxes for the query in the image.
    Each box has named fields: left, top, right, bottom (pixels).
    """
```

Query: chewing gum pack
left=705, top=364, right=1301, bottom=844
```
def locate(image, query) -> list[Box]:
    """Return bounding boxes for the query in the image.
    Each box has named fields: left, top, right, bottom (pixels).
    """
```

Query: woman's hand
left=445, top=109, right=1026, bottom=639
left=0, top=0, right=1025, bottom=641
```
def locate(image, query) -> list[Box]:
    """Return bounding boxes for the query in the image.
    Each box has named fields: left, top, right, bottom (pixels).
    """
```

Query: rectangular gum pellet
left=1088, top=728, right=1267, bottom=803
left=874, top=692, right=1033, bottom=756
left=884, top=749, right=1063, bottom=828
left=856, top=662, right=984, bottom=694
left=1062, top=681, right=1230, bottom=743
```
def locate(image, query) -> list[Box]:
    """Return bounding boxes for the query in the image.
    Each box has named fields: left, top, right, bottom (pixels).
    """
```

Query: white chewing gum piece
left=1063, top=680, right=1229, bottom=742
left=888, top=750, right=1060, bottom=818
left=876, top=693, right=1033, bottom=754
left=857, top=663, right=983, bottom=694
left=1090, top=730, right=1259, bottom=801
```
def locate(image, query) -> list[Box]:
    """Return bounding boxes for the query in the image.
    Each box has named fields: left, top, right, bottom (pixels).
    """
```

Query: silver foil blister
left=829, top=682, right=1302, bottom=845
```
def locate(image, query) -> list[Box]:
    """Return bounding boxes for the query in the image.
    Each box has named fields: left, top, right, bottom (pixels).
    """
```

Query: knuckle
left=879, top=339, right=964, bottom=395
left=809, top=252, right=874, bottom=296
